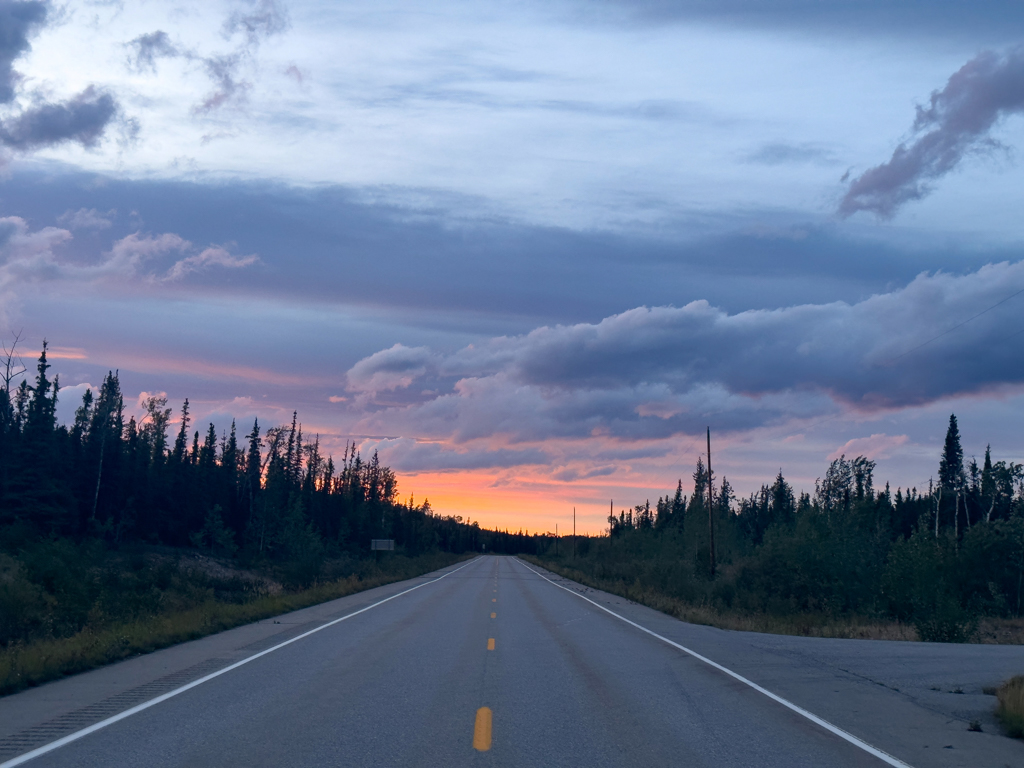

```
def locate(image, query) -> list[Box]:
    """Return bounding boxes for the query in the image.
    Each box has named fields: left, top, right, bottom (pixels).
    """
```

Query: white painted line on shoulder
left=1, top=557, right=481, bottom=768
left=514, top=558, right=914, bottom=768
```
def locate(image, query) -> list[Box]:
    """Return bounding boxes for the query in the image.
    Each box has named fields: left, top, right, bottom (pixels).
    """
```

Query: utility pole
left=610, top=499, right=613, bottom=537
left=708, top=426, right=716, bottom=578
left=573, top=506, right=576, bottom=559
left=555, top=523, right=558, bottom=556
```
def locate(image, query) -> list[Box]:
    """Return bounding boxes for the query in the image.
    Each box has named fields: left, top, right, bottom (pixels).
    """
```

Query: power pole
left=555, top=523, right=558, bottom=556
left=708, top=426, right=716, bottom=578
left=573, top=507, right=576, bottom=559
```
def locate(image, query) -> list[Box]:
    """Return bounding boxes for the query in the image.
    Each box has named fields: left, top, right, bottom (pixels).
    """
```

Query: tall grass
left=523, top=555, right=918, bottom=640
left=997, top=676, right=1024, bottom=738
left=0, top=551, right=466, bottom=697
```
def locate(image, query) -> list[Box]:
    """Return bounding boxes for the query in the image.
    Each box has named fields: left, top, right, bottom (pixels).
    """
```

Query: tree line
left=563, top=413, right=1024, bottom=641
left=0, top=342, right=533, bottom=576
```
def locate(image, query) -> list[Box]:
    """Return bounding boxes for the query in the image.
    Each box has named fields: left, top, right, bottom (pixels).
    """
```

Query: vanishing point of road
left=1, top=556, right=1021, bottom=767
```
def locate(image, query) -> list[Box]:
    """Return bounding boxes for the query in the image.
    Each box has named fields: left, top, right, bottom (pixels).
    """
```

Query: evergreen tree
left=938, top=414, right=964, bottom=492
left=200, top=423, right=217, bottom=470
left=981, top=444, right=995, bottom=522
left=242, top=419, right=262, bottom=527
left=172, top=399, right=191, bottom=463
left=691, top=456, right=707, bottom=516
left=769, top=470, right=794, bottom=526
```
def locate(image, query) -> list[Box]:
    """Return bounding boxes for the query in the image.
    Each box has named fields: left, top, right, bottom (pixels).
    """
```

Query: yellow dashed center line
left=490, top=612, right=496, bottom=618
left=487, top=637, right=495, bottom=650
left=492, top=598, right=496, bottom=602
left=473, top=707, right=492, bottom=751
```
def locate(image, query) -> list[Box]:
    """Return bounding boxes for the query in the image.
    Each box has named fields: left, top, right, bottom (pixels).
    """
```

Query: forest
left=0, top=342, right=534, bottom=692
left=532, top=415, right=1024, bottom=644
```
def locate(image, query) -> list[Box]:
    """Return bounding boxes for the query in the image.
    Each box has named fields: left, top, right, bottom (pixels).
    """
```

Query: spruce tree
left=172, top=399, right=190, bottom=463
left=200, top=424, right=217, bottom=470
left=243, top=419, right=262, bottom=519
left=769, top=470, right=794, bottom=526
left=672, top=479, right=685, bottom=526
left=938, top=414, right=964, bottom=492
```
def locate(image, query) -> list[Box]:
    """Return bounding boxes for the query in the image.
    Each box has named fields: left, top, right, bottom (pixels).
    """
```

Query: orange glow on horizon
left=400, top=470, right=634, bottom=536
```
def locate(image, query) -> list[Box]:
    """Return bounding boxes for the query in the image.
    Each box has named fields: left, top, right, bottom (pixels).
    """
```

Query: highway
left=0, top=555, right=1022, bottom=767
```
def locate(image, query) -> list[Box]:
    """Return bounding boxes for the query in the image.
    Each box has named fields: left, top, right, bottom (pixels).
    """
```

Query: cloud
left=21, top=345, right=85, bottom=360
left=0, top=0, right=47, bottom=104
left=0, top=4, right=120, bottom=152
left=0, top=215, right=72, bottom=290
left=0, top=87, right=118, bottom=151
left=0, top=219, right=256, bottom=290
left=126, top=30, right=181, bottom=73
left=107, top=231, right=189, bottom=274
left=827, top=433, right=909, bottom=462
left=53, top=380, right=95, bottom=425
left=191, top=0, right=289, bottom=113
left=347, top=344, right=433, bottom=394
left=195, top=53, right=250, bottom=114
left=367, top=437, right=549, bottom=472
left=746, top=142, right=836, bottom=166
left=57, top=207, right=115, bottom=230
left=346, top=261, right=1024, bottom=444
left=224, top=0, right=289, bottom=48
left=589, top=1, right=1024, bottom=41
left=127, top=3, right=289, bottom=115
left=551, top=464, right=617, bottom=482
left=840, top=47, right=1024, bottom=218
left=165, top=245, right=258, bottom=279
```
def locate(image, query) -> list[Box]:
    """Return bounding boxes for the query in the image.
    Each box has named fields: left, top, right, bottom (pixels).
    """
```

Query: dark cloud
left=347, top=262, right=1024, bottom=443
left=0, top=2, right=119, bottom=152
left=585, top=1, right=1024, bottom=42
left=0, top=166, right=1013, bottom=328
left=0, top=0, right=46, bottom=104
left=126, top=30, right=180, bottom=73
left=840, top=48, right=1024, bottom=218
left=0, top=87, right=117, bottom=150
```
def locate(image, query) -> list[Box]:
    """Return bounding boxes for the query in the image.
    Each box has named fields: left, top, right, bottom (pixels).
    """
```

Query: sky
left=2, top=0, right=1024, bottom=534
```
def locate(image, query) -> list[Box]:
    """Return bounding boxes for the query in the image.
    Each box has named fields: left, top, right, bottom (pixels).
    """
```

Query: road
left=0, top=555, right=1022, bottom=767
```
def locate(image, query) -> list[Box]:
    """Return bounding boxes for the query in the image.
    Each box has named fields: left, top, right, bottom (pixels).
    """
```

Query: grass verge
left=522, top=556, right=921, bottom=641
left=0, top=551, right=468, bottom=698
left=997, top=676, right=1024, bottom=738
left=525, top=556, right=1024, bottom=643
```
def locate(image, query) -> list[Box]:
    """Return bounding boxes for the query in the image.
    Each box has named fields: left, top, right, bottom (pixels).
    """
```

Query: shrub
left=996, top=676, right=1024, bottom=738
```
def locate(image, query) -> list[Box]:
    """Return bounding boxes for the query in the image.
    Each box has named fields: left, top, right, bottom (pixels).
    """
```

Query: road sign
left=370, top=539, right=395, bottom=551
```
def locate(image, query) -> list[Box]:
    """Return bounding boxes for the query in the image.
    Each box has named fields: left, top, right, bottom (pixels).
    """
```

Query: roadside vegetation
left=996, top=676, right=1024, bottom=738
left=0, top=546, right=466, bottom=696
left=530, top=414, right=1024, bottom=645
left=0, top=342, right=528, bottom=697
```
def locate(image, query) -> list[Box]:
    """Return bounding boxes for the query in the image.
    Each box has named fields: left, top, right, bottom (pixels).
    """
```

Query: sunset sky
left=3, top=0, right=1024, bottom=533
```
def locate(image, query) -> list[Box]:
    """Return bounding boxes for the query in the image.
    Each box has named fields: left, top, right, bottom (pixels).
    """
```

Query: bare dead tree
left=1, top=330, right=27, bottom=393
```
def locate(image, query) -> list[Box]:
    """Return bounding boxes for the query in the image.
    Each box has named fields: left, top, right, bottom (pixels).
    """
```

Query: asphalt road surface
left=1, top=555, right=1022, bottom=767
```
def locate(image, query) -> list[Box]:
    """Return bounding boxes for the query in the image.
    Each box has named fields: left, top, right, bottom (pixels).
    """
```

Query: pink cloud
left=828, top=433, right=909, bottom=462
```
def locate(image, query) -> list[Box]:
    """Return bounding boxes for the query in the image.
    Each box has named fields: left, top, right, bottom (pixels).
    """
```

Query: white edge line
left=514, top=558, right=914, bottom=768
left=1, top=556, right=481, bottom=768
